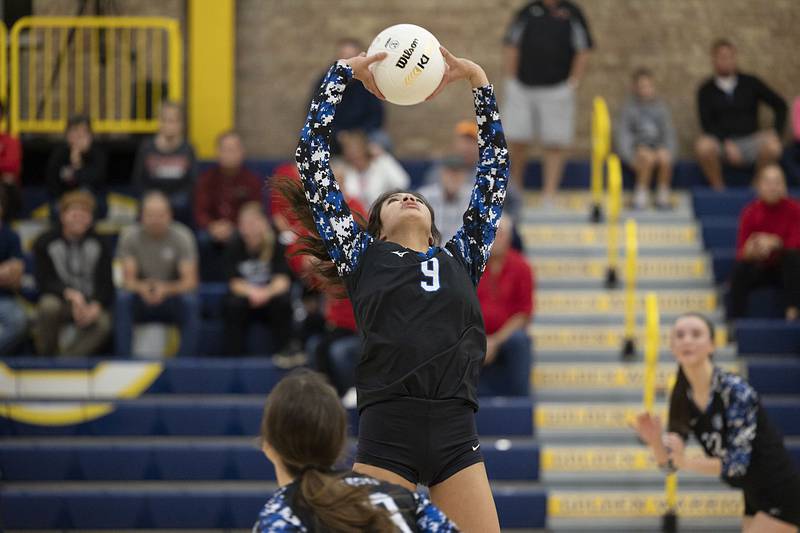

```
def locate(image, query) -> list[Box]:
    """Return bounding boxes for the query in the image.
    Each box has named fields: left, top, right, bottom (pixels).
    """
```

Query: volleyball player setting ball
left=279, top=24, right=508, bottom=532
left=634, top=314, right=800, bottom=533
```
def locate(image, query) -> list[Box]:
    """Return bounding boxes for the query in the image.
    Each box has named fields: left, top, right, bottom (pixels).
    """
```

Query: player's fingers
left=364, top=51, right=388, bottom=65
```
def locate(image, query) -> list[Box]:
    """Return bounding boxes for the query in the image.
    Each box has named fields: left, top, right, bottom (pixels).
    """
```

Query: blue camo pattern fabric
left=716, top=367, right=758, bottom=481
left=252, top=475, right=459, bottom=532
left=295, top=61, right=508, bottom=284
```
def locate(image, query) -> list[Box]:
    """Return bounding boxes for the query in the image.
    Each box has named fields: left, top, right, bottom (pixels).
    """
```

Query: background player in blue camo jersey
left=278, top=45, right=508, bottom=532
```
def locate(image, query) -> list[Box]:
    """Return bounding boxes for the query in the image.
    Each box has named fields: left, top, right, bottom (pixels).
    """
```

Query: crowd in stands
left=0, top=0, right=799, bottom=401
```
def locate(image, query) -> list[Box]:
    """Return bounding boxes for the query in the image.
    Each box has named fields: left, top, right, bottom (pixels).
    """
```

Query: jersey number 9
left=420, top=258, right=440, bottom=292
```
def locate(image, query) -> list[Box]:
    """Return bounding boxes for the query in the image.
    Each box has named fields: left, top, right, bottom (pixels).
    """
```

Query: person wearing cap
left=33, top=190, right=113, bottom=356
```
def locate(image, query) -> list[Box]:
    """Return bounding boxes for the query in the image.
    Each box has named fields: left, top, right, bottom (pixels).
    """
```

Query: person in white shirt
left=339, top=129, right=410, bottom=207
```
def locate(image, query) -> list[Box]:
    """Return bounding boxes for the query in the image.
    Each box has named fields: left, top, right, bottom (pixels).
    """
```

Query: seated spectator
left=695, top=39, right=786, bottom=190
left=0, top=102, right=22, bottom=221
left=0, top=192, right=26, bottom=354
left=423, top=120, right=479, bottom=185
left=312, top=37, right=387, bottom=154
left=33, top=191, right=112, bottom=356
left=728, top=165, right=800, bottom=321
left=45, top=115, right=107, bottom=217
left=616, top=68, right=677, bottom=209
left=339, top=129, right=409, bottom=207
left=782, top=96, right=800, bottom=186
left=223, top=202, right=294, bottom=357
left=312, top=296, right=361, bottom=403
left=418, top=155, right=473, bottom=242
left=194, top=131, right=262, bottom=280
left=132, top=102, right=197, bottom=225
left=115, top=191, right=199, bottom=356
left=477, top=217, right=534, bottom=396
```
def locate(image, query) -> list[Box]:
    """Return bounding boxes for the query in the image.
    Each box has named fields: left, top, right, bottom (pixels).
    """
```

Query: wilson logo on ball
left=395, top=38, right=419, bottom=69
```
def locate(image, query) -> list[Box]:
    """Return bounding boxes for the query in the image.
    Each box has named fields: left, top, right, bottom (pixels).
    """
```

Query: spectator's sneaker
left=633, top=187, right=649, bottom=210
left=272, top=350, right=308, bottom=369
left=655, top=186, right=673, bottom=210
left=342, top=387, right=358, bottom=409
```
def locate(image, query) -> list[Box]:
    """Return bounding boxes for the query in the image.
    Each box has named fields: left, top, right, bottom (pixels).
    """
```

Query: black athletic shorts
left=355, top=397, right=483, bottom=487
left=743, top=476, right=800, bottom=527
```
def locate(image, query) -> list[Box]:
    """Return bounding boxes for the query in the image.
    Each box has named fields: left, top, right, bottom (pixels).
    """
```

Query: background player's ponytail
left=667, top=313, right=716, bottom=436
left=259, top=369, right=393, bottom=532
left=275, top=177, right=441, bottom=291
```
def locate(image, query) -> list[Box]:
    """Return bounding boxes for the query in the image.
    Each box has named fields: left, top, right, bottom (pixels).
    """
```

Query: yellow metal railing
left=622, top=219, right=638, bottom=357
left=604, top=153, right=623, bottom=287
left=9, top=16, right=182, bottom=135
left=590, top=96, right=611, bottom=222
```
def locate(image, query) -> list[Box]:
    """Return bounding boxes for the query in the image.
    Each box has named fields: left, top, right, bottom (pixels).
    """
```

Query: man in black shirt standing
left=503, top=0, right=593, bottom=207
left=695, top=39, right=787, bottom=190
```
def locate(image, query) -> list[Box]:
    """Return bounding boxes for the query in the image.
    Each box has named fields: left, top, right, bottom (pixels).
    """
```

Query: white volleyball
left=366, top=24, right=446, bottom=106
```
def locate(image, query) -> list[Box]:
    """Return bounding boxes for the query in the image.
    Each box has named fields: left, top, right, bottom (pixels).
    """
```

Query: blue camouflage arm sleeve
left=414, top=493, right=460, bottom=532
left=295, top=62, right=372, bottom=277
left=448, top=84, right=509, bottom=285
left=721, top=378, right=758, bottom=482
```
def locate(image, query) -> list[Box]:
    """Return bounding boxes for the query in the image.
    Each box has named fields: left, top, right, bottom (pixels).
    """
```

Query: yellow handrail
left=9, top=16, right=182, bottom=135
left=622, top=219, right=638, bottom=357
left=604, top=153, right=623, bottom=287
left=663, top=373, right=678, bottom=530
left=590, top=96, right=611, bottom=220
left=642, top=292, right=659, bottom=411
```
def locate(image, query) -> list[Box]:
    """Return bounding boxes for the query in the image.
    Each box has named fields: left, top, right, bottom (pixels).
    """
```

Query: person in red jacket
left=0, top=103, right=22, bottom=222
left=477, top=216, right=534, bottom=396
left=728, top=164, right=800, bottom=321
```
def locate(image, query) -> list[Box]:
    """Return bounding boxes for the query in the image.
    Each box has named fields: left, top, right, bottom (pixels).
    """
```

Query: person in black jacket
left=695, top=39, right=787, bottom=190
left=45, top=115, right=107, bottom=213
left=33, top=190, right=113, bottom=356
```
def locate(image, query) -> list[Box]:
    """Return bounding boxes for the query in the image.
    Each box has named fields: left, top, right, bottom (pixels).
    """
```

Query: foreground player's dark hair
left=260, top=369, right=393, bottom=532
left=274, top=177, right=442, bottom=292
left=667, top=313, right=716, bottom=436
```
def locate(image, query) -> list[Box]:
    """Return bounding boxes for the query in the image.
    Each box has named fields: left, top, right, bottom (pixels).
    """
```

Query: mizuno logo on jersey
left=391, top=251, right=409, bottom=257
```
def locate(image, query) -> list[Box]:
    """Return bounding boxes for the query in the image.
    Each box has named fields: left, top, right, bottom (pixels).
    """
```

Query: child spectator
left=418, top=155, right=473, bottom=242
left=115, top=191, right=199, bottom=356
left=695, top=39, right=786, bottom=190
left=0, top=190, right=26, bottom=354
left=33, top=191, right=112, bottom=356
left=616, top=68, right=677, bottom=209
left=477, top=217, right=534, bottom=396
left=45, top=115, right=107, bottom=216
left=194, top=131, right=262, bottom=280
left=222, top=202, right=294, bottom=357
left=0, top=103, right=22, bottom=221
left=132, top=102, right=197, bottom=225
left=728, top=165, right=800, bottom=321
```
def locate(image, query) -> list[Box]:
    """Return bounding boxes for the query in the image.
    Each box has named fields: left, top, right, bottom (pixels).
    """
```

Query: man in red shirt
left=477, top=217, right=535, bottom=396
left=194, top=131, right=262, bottom=280
left=729, top=164, right=800, bottom=320
left=0, top=103, right=21, bottom=221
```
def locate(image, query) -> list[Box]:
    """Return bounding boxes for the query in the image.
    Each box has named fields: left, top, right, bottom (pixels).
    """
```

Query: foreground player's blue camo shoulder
left=449, top=84, right=509, bottom=286
left=295, top=61, right=372, bottom=278
left=253, top=486, right=306, bottom=532
left=414, top=492, right=460, bottom=531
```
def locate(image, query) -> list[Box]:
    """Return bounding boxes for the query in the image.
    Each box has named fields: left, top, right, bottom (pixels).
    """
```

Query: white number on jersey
left=369, top=492, right=414, bottom=533
left=420, top=258, right=440, bottom=292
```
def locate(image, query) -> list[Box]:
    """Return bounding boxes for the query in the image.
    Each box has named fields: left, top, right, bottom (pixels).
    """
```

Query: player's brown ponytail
left=273, top=177, right=441, bottom=293
left=259, top=369, right=393, bottom=532
left=667, top=313, right=716, bottom=436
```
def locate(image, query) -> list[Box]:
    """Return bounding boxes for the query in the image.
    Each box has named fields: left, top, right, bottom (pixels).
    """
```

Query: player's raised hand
left=344, top=52, right=387, bottom=100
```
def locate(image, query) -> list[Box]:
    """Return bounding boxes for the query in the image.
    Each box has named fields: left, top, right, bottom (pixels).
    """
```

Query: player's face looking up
left=670, top=315, right=714, bottom=369
left=369, top=191, right=440, bottom=247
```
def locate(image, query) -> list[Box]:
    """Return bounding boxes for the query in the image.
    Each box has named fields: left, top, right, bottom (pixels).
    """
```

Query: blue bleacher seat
left=77, top=446, right=151, bottom=481
left=737, top=320, right=800, bottom=354
left=700, top=217, right=738, bottom=249
left=66, top=493, right=144, bottom=529
left=747, top=359, right=800, bottom=395
left=1, top=492, right=65, bottom=529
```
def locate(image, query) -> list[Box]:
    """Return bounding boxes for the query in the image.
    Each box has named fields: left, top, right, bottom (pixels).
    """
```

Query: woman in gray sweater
left=615, top=68, right=678, bottom=209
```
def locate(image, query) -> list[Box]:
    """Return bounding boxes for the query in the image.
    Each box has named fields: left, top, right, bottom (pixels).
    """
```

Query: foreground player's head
left=259, top=369, right=393, bottom=531
left=667, top=313, right=716, bottom=435
left=369, top=189, right=442, bottom=247
left=260, top=369, right=346, bottom=474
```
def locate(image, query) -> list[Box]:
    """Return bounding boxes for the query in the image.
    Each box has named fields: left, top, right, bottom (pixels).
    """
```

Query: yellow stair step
left=548, top=491, right=742, bottom=518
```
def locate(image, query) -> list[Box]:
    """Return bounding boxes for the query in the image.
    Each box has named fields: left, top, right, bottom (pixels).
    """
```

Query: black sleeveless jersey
left=683, top=367, right=800, bottom=490
left=295, top=62, right=509, bottom=412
